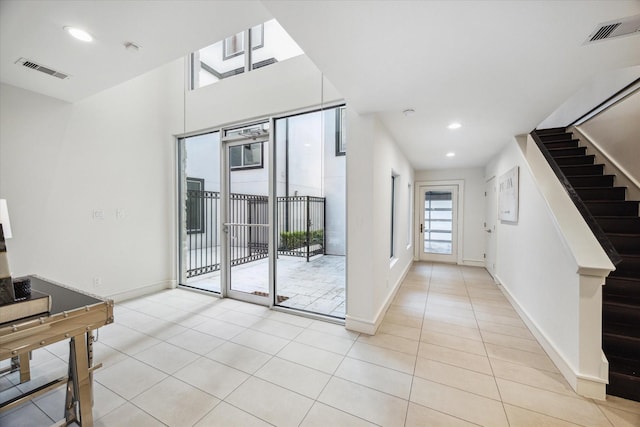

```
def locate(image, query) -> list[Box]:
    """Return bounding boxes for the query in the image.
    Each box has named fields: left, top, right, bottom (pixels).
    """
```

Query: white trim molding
left=345, top=260, right=412, bottom=335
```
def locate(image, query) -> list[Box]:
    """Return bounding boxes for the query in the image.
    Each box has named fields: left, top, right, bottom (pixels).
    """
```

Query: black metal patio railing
left=185, top=191, right=326, bottom=278
left=276, top=196, right=326, bottom=261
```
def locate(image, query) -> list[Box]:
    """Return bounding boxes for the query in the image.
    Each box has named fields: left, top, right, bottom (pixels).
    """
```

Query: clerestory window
left=191, top=19, right=303, bottom=90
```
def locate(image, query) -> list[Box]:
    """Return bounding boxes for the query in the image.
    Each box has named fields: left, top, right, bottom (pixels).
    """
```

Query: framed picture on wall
left=499, top=166, right=519, bottom=223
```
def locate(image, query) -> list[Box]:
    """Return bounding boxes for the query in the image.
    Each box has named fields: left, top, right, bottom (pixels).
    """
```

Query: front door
left=418, top=185, right=459, bottom=263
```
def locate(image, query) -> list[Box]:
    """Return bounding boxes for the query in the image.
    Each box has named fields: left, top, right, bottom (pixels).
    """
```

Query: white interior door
left=484, top=177, right=497, bottom=279
left=418, top=185, right=459, bottom=263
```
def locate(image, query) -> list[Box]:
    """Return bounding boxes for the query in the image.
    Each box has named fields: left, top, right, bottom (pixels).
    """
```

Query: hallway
left=2, top=263, right=639, bottom=426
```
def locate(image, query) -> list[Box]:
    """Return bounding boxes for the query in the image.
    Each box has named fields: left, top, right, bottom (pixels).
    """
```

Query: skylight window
left=191, top=19, right=304, bottom=89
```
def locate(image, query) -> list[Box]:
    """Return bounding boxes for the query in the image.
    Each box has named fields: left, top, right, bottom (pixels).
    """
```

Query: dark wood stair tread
left=547, top=147, right=586, bottom=155
left=608, top=355, right=640, bottom=374
left=535, top=127, right=567, bottom=134
left=537, top=133, right=574, bottom=140
left=575, top=187, right=627, bottom=201
left=603, top=326, right=640, bottom=341
left=566, top=175, right=615, bottom=187
left=607, top=369, right=640, bottom=401
left=582, top=201, right=638, bottom=216
left=560, top=164, right=605, bottom=176
left=554, top=155, right=596, bottom=165
left=596, top=216, right=640, bottom=233
left=543, top=140, right=580, bottom=149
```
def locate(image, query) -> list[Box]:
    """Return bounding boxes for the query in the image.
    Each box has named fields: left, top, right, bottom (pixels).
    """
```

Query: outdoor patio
left=184, top=254, right=345, bottom=318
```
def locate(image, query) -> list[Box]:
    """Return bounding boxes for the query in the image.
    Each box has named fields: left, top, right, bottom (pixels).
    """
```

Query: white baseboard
left=345, top=314, right=378, bottom=335
left=108, top=280, right=175, bottom=303
left=346, top=260, right=412, bottom=335
left=461, top=259, right=485, bottom=267
left=496, top=274, right=607, bottom=400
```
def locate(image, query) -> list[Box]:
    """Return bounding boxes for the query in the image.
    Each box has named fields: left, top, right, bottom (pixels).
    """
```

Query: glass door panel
left=223, top=123, right=271, bottom=303
left=179, top=132, right=222, bottom=293
left=419, top=185, right=458, bottom=263
left=273, top=107, right=346, bottom=318
left=424, top=191, right=453, bottom=254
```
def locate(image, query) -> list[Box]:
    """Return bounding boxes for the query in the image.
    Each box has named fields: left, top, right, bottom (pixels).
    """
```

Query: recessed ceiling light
left=402, top=109, right=415, bottom=117
left=446, top=152, right=456, bottom=157
left=64, top=26, right=93, bottom=42
left=447, top=122, right=462, bottom=130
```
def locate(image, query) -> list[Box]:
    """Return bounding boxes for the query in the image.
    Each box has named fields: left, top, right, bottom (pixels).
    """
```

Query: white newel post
left=577, top=270, right=609, bottom=400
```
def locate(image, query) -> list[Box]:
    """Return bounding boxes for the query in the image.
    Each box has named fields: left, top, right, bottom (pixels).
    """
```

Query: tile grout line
left=464, top=272, right=607, bottom=427
left=402, top=262, right=432, bottom=427
left=461, top=269, right=512, bottom=426
left=404, top=264, right=491, bottom=427
left=294, top=320, right=359, bottom=427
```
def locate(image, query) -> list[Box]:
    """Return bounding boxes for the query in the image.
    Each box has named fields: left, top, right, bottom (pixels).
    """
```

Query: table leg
left=18, top=353, right=30, bottom=383
left=64, top=334, right=94, bottom=426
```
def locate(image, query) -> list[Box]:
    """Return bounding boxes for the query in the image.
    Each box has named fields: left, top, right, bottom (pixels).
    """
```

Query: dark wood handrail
left=530, top=130, right=622, bottom=266
left=569, top=77, right=640, bottom=127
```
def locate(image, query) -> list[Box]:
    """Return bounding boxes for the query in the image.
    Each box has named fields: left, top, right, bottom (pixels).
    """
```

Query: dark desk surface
left=27, top=276, right=103, bottom=315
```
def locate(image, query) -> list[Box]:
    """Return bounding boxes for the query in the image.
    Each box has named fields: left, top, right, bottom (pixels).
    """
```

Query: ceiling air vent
left=584, top=14, right=640, bottom=44
left=15, top=57, right=70, bottom=80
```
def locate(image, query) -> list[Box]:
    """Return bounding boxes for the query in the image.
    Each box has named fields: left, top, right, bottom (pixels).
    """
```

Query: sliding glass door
left=178, top=107, right=346, bottom=317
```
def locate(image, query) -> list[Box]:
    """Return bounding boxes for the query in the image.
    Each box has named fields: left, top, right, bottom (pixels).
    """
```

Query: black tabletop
left=28, top=276, right=103, bottom=315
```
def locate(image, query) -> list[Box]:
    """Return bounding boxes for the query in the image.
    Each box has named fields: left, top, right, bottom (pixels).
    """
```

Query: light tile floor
left=2, top=262, right=640, bottom=426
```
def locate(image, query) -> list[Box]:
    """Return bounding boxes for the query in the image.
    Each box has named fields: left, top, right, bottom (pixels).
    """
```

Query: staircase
left=533, top=127, right=640, bottom=402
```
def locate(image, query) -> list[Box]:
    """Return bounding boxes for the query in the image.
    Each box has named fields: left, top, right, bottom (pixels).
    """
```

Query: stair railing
left=530, top=130, right=622, bottom=266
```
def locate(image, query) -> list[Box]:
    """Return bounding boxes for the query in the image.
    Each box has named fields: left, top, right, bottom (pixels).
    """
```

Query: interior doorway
left=484, top=176, right=497, bottom=279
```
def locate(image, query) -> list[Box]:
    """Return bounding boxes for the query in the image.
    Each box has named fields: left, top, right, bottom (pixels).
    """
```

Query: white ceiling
left=0, top=1, right=270, bottom=102
left=1, top=1, right=639, bottom=170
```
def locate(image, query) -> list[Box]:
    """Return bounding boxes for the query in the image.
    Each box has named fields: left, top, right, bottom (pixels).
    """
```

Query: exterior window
left=186, top=177, right=204, bottom=234
left=335, top=106, right=346, bottom=156
left=223, top=24, right=265, bottom=60
left=191, top=19, right=303, bottom=89
left=230, top=142, right=263, bottom=170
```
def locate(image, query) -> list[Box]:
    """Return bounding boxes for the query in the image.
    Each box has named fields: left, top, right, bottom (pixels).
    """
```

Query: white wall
left=0, top=53, right=342, bottom=301
left=487, top=140, right=580, bottom=364
left=577, top=88, right=640, bottom=189
left=538, top=65, right=640, bottom=129
left=185, top=55, right=341, bottom=132
left=414, top=167, right=485, bottom=266
left=0, top=58, right=183, bottom=299
left=486, top=136, right=612, bottom=398
left=346, top=113, right=414, bottom=334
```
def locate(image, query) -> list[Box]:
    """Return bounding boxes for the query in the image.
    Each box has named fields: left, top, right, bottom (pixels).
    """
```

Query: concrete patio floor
left=184, top=254, right=345, bottom=318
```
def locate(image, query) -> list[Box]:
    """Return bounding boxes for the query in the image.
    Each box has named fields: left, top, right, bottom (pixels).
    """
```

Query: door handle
left=420, top=224, right=423, bottom=233
left=485, top=229, right=492, bottom=233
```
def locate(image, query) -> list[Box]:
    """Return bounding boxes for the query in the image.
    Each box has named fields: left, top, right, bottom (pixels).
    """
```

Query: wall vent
left=584, top=14, right=640, bottom=44
left=15, top=57, right=70, bottom=79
